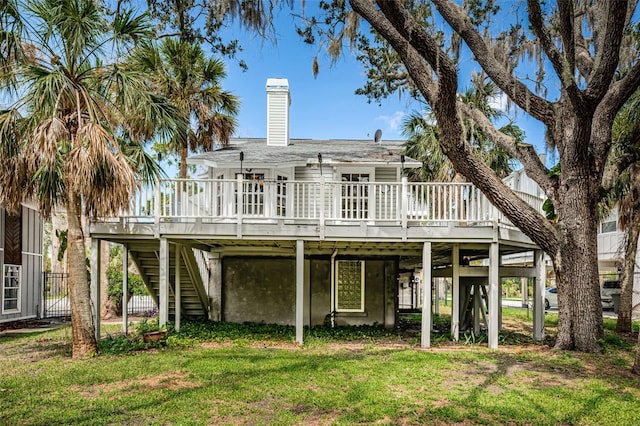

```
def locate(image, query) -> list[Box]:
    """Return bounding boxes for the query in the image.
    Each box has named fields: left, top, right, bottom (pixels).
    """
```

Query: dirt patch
left=72, top=371, right=200, bottom=398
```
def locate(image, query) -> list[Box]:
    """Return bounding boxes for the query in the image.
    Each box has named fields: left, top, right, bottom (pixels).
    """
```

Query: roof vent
left=266, top=78, right=290, bottom=146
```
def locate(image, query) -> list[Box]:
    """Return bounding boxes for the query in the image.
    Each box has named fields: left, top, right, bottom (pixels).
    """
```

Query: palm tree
left=0, top=0, right=182, bottom=357
left=129, top=39, right=239, bottom=179
left=403, top=76, right=518, bottom=182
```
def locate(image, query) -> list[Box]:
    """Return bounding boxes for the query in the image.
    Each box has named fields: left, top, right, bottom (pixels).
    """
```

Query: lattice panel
left=4, top=211, right=22, bottom=265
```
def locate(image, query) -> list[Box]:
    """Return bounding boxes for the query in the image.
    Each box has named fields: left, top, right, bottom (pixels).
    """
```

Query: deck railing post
left=154, top=179, right=161, bottom=236
left=401, top=177, right=408, bottom=230
left=236, top=174, right=243, bottom=238
left=319, top=177, right=325, bottom=239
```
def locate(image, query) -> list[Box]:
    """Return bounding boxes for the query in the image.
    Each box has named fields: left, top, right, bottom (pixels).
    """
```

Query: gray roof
left=188, top=138, right=421, bottom=168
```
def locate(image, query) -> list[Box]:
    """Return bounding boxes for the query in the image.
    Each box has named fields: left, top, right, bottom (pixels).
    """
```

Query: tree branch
left=527, top=0, right=583, bottom=108
left=585, top=1, right=629, bottom=101
left=573, top=6, right=594, bottom=79
left=432, top=0, right=555, bottom=127
left=457, top=102, right=556, bottom=196
left=349, top=0, right=559, bottom=255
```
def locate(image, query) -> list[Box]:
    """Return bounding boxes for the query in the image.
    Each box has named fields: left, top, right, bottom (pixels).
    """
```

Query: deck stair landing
left=127, top=242, right=208, bottom=319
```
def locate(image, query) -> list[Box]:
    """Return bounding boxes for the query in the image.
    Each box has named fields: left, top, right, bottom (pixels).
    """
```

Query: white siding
left=266, top=83, right=290, bottom=146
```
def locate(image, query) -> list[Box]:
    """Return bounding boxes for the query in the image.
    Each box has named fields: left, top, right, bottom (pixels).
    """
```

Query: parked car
left=601, top=280, right=621, bottom=310
left=545, top=287, right=558, bottom=310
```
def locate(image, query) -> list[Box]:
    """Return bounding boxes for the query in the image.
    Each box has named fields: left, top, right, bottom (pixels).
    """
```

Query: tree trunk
left=633, top=331, right=640, bottom=375
left=617, top=216, right=640, bottom=333
left=552, top=154, right=604, bottom=352
left=179, top=144, right=188, bottom=179
left=65, top=191, right=97, bottom=358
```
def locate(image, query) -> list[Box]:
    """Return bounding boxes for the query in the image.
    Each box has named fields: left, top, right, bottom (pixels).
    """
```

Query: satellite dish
left=374, top=129, right=382, bottom=142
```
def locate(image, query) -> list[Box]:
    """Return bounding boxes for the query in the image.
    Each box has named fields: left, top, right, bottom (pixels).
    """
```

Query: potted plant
left=136, top=318, right=167, bottom=343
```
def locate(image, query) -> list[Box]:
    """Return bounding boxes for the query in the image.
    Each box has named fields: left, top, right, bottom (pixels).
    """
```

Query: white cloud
left=376, top=111, right=406, bottom=132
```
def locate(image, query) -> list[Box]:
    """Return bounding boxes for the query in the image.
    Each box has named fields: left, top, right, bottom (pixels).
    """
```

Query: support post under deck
left=159, top=238, right=169, bottom=327
left=122, top=244, right=128, bottom=334
left=175, top=245, right=181, bottom=332
left=488, top=242, right=499, bottom=349
left=533, top=250, right=545, bottom=340
left=295, top=240, right=304, bottom=345
left=451, top=244, right=460, bottom=341
left=421, top=241, right=432, bottom=348
left=90, top=239, right=101, bottom=341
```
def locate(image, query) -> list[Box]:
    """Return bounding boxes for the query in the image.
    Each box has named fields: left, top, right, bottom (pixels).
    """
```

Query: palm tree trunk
left=618, top=216, right=640, bottom=333
left=179, top=144, right=188, bottom=179
left=66, top=190, right=97, bottom=358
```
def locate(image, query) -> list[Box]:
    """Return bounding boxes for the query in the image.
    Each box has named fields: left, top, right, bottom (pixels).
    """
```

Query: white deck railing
left=112, top=177, right=544, bottom=227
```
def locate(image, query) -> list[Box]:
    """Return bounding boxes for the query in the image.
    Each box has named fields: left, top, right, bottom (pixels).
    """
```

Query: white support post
left=533, top=250, right=546, bottom=340
left=421, top=241, right=432, bottom=348
left=236, top=175, right=243, bottom=238
left=521, top=277, right=529, bottom=308
left=90, top=239, right=101, bottom=341
left=175, top=245, right=181, bottom=332
left=473, top=283, right=481, bottom=335
left=159, top=238, right=169, bottom=327
left=208, top=250, right=222, bottom=321
left=154, top=180, right=161, bottom=237
left=488, top=242, right=499, bottom=349
left=122, top=244, right=129, bottom=335
left=451, top=244, right=460, bottom=341
left=319, top=177, right=325, bottom=240
left=401, top=177, right=408, bottom=232
left=295, top=240, right=304, bottom=345
left=434, top=277, right=440, bottom=316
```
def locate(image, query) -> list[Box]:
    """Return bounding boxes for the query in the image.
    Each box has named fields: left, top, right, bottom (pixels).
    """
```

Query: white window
left=601, top=221, right=617, bottom=234
left=276, top=175, right=287, bottom=217
left=335, top=260, right=365, bottom=312
left=3, top=265, right=21, bottom=313
left=242, top=172, right=265, bottom=215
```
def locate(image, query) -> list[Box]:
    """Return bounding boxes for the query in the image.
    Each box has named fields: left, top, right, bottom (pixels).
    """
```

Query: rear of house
left=0, top=205, right=43, bottom=323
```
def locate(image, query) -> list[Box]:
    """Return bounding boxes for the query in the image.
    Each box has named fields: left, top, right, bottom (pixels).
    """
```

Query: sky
left=218, top=8, right=416, bottom=142
left=216, top=4, right=549, bottom=158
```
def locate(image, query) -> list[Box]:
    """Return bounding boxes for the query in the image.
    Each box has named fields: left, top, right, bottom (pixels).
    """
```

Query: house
left=89, top=78, right=548, bottom=348
left=597, top=207, right=640, bottom=314
left=0, top=203, right=43, bottom=323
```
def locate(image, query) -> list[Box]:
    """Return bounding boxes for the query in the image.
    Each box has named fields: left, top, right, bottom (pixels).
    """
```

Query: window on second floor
left=601, top=221, right=617, bottom=234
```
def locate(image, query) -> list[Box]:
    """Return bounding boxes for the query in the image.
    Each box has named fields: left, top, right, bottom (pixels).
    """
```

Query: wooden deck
left=91, top=177, right=543, bottom=251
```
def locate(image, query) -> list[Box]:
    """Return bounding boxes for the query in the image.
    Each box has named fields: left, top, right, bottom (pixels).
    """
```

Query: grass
left=1, top=312, right=640, bottom=425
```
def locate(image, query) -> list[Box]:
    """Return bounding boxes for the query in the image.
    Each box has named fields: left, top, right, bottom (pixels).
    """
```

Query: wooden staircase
left=127, top=242, right=209, bottom=320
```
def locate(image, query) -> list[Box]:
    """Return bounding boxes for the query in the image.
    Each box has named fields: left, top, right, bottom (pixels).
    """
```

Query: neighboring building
left=90, top=78, right=548, bottom=348
left=0, top=203, right=43, bottom=323
left=597, top=207, right=640, bottom=313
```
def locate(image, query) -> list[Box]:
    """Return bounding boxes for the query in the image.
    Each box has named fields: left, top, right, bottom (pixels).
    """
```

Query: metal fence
left=43, top=272, right=70, bottom=318
left=42, top=272, right=157, bottom=318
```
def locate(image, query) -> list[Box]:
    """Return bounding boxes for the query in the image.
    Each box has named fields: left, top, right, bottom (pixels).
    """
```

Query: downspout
left=330, top=249, right=338, bottom=328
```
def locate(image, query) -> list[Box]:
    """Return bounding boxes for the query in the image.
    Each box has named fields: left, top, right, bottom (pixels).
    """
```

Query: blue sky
left=219, top=8, right=417, bottom=142
left=217, top=4, right=549, bottom=159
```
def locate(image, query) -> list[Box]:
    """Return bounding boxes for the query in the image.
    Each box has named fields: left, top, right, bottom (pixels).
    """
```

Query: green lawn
left=1, top=312, right=639, bottom=425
